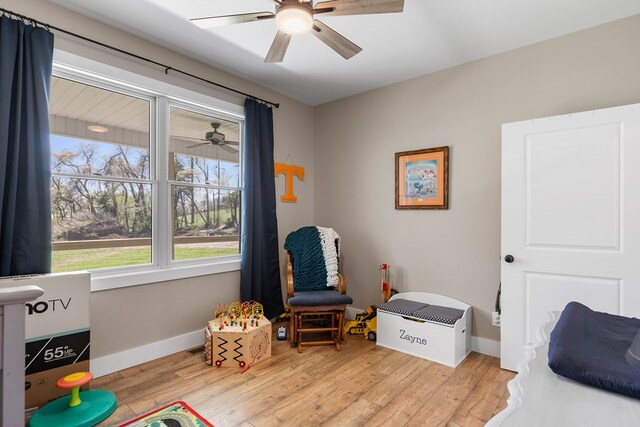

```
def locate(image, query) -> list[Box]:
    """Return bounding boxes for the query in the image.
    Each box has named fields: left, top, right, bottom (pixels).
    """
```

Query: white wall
left=6, top=0, right=315, bottom=359
left=313, top=14, right=640, bottom=341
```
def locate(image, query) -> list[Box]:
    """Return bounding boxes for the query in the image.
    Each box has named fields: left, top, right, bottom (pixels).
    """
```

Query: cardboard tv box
left=19, top=272, right=91, bottom=409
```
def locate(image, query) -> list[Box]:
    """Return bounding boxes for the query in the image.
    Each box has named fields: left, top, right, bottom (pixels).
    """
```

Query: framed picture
left=395, top=146, right=449, bottom=210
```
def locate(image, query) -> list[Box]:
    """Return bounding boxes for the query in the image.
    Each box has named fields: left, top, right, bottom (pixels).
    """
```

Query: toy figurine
left=276, top=327, right=287, bottom=340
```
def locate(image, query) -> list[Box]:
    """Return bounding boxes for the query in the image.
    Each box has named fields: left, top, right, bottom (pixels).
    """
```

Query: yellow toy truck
left=363, top=316, right=377, bottom=341
left=345, top=305, right=377, bottom=341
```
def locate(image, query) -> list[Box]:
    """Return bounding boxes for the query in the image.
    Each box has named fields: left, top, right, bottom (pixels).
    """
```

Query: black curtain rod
left=0, top=7, right=280, bottom=108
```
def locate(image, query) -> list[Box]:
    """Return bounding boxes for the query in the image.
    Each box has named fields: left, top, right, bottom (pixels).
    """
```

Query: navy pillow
left=548, top=301, right=640, bottom=399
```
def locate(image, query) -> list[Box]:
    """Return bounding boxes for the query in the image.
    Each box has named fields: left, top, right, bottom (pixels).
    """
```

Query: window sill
left=90, top=257, right=241, bottom=292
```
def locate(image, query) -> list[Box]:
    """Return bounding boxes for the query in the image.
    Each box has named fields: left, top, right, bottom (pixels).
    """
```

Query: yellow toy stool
left=29, top=371, right=117, bottom=427
left=58, top=372, right=93, bottom=407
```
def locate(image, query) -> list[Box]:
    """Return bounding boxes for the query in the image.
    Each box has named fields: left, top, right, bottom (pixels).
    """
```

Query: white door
left=501, top=103, right=640, bottom=370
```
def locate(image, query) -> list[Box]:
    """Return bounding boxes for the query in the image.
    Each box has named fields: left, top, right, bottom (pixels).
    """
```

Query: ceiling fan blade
left=311, top=20, right=362, bottom=60
left=220, top=144, right=238, bottom=153
left=186, top=142, right=210, bottom=149
left=191, top=11, right=274, bottom=29
left=223, top=140, right=239, bottom=146
left=265, top=30, right=292, bottom=63
left=173, top=135, right=206, bottom=142
left=314, top=0, right=404, bottom=16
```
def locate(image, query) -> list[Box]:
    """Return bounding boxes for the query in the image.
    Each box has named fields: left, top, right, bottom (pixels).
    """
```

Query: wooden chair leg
left=337, top=311, right=345, bottom=341
left=333, top=312, right=341, bottom=350
left=296, top=313, right=303, bottom=353
left=330, top=312, right=336, bottom=341
left=289, top=310, right=296, bottom=345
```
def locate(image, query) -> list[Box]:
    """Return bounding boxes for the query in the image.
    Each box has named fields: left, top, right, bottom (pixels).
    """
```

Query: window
left=50, top=77, right=153, bottom=272
left=49, top=69, right=243, bottom=284
left=168, top=106, right=241, bottom=261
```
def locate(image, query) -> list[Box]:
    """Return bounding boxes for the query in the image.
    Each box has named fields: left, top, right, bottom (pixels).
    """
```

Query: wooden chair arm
left=338, top=273, right=347, bottom=294
left=287, top=252, right=295, bottom=298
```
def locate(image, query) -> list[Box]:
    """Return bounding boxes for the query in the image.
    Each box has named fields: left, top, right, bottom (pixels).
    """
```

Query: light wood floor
left=93, top=327, right=515, bottom=427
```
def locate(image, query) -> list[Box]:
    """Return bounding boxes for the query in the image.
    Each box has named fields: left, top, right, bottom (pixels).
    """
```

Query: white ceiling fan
left=190, top=0, right=405, bottom=63
left=175, top=123, right=239, bottom=153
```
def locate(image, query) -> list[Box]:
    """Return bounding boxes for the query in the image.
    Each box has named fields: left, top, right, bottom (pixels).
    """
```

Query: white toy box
left=376, top=292, right=472, bottom=367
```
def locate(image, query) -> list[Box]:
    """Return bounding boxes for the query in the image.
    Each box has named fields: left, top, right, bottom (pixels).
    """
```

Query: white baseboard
left=471, top=336, right=500, bottom=358
left=347, top=305, right=500, bottom=358
left=91, top=313, right=501, bottom=378
left=91, top=329, right=203, bottom=378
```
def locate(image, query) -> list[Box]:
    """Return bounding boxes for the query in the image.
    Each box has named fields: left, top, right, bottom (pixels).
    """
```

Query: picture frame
left=395, top=146, right=449, bottom=210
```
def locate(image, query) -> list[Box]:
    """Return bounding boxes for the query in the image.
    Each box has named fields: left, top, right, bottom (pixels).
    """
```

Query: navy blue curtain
left=0, top=16, right=54, bottom=276
left=240, top=98, right=284, bottom=319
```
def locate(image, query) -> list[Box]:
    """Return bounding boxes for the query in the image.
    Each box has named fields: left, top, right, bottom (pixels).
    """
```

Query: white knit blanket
left=317, top=226, right=341, bottom=287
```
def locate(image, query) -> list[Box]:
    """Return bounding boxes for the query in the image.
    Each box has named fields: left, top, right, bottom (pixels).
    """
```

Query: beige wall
left=7, top=0, right=315, bottom=357
left=313, top=14, right=640, bottom=341
left=8, top=0, right=640, bottom=352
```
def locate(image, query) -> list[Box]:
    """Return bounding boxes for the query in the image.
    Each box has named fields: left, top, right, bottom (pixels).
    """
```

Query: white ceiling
left=50, top=0, right=640, bottom=106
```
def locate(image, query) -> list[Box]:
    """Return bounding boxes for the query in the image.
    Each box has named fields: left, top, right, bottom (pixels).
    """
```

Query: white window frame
left=164, top=100, right=243, bottom=268
left=52, top=50, right=244, bottom=292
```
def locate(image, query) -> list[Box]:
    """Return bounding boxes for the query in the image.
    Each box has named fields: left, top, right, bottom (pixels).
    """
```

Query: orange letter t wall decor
left=274, top=162, right=304, bottom=203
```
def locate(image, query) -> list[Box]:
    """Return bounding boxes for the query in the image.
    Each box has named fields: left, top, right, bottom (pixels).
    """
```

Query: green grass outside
left=52, top=246, right=238, bottom=272
left=173, top=246, right=239, bottom=261
left=174, top=206, right=237, bottom=229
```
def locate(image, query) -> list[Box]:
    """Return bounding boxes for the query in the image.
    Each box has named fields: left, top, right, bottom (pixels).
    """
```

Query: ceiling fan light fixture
left=275, top=4, right=313, bottom=34
left=87, top=125, right=108, bottom=133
